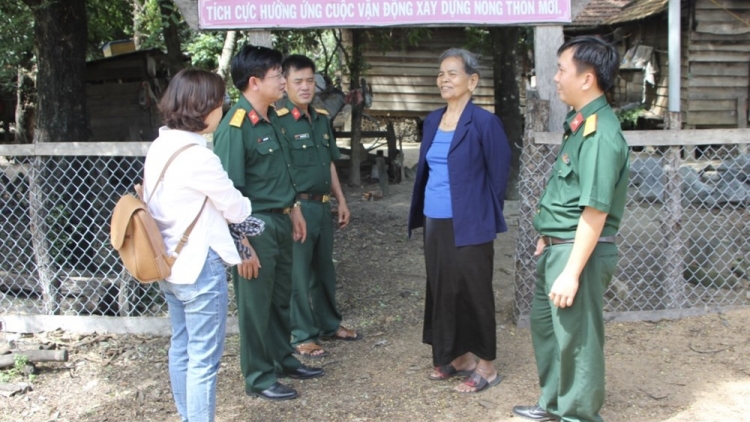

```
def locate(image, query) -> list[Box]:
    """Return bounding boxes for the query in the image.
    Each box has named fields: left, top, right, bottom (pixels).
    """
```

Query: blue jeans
left=159, top=249, right=227, bottom=422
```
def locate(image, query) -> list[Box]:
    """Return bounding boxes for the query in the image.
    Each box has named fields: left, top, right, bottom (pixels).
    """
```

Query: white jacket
left=143, top=127, right=251, bottom=284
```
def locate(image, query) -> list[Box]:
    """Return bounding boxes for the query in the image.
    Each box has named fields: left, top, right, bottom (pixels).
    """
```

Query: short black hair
left=230, top=44, right=283, bottom=91
left=158, top=68, right=225, bottom=132
left=282, top=54, right=316, bottom=75
left=558, top=35, right=619, bottom=92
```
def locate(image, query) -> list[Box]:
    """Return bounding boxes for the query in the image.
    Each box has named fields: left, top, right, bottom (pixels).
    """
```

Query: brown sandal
left=322, top=326, right=363, bottom=341
left=294, top=342, right=328, bottom=358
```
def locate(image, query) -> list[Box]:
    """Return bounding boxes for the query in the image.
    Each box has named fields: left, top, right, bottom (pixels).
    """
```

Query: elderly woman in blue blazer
left=408, top=48, right=511, bottom=393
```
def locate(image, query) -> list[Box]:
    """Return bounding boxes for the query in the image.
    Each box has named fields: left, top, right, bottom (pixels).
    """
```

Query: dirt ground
left=1, top=142, right=749, bottom=421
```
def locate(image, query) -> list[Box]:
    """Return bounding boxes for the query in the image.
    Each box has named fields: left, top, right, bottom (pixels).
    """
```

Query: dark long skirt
left=423, top=217, right=496, bottom=366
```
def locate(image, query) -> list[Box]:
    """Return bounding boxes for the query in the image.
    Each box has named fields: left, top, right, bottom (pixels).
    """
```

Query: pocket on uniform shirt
left=290, top=138, right=316, bottom=167
left=256, top=140, right=281, bottom=156
left=552, top=158, right=575, bottom=193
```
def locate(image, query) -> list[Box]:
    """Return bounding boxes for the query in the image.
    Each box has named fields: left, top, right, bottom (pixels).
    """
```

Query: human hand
left=337, top=202, right=351, bottom=229
left=534, top=237, right=546, bottom=256
left=237, top=237, right=260, bottom=279
left=290, top=206, right=307, bottom=243
left=549, top=270, right=579, bottom=308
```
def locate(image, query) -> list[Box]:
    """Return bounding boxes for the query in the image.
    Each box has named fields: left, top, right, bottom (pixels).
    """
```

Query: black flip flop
left=428, top=364, right=474, bottom=381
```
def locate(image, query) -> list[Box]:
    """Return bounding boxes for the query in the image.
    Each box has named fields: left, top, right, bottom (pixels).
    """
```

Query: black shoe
left=277, top=364, right=325, bottom=380
left=247, top=382, right=298, bottom=401
left=512, top=405, right=558, bottom=421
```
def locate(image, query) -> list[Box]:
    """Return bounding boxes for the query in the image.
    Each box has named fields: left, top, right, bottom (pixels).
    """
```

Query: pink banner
left=199, top=0, right=570, bottom=29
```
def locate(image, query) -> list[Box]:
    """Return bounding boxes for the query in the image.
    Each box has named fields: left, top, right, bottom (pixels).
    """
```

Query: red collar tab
left=291, top=107, right=302, bottom=121
left=570, top=112, right=584, bottom=133
left=247, top=110, right=261, bottom=126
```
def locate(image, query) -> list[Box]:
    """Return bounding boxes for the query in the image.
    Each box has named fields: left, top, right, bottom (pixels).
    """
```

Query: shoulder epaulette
left=315, top=108, right=329, bottom=116
left=229, top=109, right=246, bottom=128
left=583, top=114, right=598, bottom=137
left=276, top=107, right=290, bottom=117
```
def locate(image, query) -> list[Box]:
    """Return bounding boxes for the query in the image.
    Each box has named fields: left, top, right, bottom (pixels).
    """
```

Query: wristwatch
left=293, top=200, right=302, bottom=208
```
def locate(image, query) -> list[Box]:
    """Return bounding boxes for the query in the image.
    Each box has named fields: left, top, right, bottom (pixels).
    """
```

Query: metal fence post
left=663, top=113, right=685, bottom=308
left=28, top=156, right=59, bottom=315
left=514, top=95, right=552, bottom=324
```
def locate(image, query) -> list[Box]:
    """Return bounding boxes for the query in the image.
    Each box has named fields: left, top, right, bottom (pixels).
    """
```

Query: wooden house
left=570, top=0, right=750, bottom=129
left=347, top=27, right=495, bottom=118
left=85, top=49, right=170, bottom=142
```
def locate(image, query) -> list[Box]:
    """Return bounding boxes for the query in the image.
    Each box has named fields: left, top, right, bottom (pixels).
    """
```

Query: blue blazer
left=408, top=100, right=511, bottom=247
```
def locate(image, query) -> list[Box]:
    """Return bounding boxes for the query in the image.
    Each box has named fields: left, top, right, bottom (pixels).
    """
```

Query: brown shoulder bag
left=110, top=144, right=207, bottom=283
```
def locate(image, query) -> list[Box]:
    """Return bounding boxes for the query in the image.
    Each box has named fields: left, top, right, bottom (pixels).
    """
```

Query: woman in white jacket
left=143, top=69, right=262, bottom=422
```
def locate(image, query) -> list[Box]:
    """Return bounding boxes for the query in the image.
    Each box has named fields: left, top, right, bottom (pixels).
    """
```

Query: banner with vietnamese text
left=199, top=0, right=571, bottom=29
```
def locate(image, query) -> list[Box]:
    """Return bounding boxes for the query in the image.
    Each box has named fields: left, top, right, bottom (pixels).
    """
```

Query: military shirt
left=276, top=98, right=341, bottom=194
left=213, top=95, right=297, bottom=211
left=533, top=95, right=630, bottom=238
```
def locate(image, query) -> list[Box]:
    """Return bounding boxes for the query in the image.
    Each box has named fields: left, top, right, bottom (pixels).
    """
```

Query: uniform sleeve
left=577, top=132, right=627, bottom=213
left=213, top=122, right=246, bottom=188
left=481, top=114, right=512, bottom=205
left=184, top=148, right=252, bottom=224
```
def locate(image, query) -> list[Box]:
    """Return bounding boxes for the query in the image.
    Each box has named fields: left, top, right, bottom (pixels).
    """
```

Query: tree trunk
left=21, top=0, right=89, bottom=315
left=348, top=29, right=364, bottom=186
left=491, top=27, right=524, bottom=200
left=23, top=0, right=90, bottom=143
left=158, top=0, right=185, bottom=76
left=14, top=64, right=35, bottom=145
left=217, top=31, right=237, bottom=81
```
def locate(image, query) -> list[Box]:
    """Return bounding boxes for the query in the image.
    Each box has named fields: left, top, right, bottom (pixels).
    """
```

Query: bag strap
left=172, top=197, right=208, bottom=258
left=145, top=143, right=198, bottom=206
left=143, top=143, right=208, bottom=261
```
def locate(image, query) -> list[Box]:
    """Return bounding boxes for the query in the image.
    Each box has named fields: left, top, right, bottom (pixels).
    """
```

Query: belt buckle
left=282, top=207, right=292, bottom=215
left=321, top=194, right=330, bottom=203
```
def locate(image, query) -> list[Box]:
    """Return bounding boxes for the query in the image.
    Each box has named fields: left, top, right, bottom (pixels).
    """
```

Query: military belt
left=542, top=235, right=616, bottom=246
left=297, top=193, right=330, bottom=203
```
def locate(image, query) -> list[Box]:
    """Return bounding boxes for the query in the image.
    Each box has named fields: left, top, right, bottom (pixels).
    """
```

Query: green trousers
left=290, top=200, right=342, bottom=346
left=530, top=242, right=619, bottom=422
left=234, top=212, right=300, bottom=393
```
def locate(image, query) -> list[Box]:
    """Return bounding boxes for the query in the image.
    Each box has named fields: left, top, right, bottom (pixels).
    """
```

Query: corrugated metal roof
left=606, top=0, right=669, bottom=25
left=572, top=0, right=634, bottom=26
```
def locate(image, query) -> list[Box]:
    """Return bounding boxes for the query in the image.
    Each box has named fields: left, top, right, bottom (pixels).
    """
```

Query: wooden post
left=385, top=122, right=401, bottom=183
left=662, top=112, right=685, bottom=308
left=247, top=30, right=273, bottom=48
left=28, top=157, right=58, bottom=315
left=534, top=26, right=567, bottom=132
left=348, top=29, right=364, bottom=186
left=514, top=95, right=552, bottom=324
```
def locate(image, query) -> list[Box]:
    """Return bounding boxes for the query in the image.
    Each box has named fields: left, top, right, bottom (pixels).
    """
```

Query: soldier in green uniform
left=275, top=55, right=360, bottom=359
left=513, top=36, right=629, bottom=422
left=213, top=45, right=324, bottom=402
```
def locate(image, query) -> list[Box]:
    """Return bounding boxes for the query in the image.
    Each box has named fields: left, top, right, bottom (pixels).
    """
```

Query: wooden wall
left=85, top=50, right=167, bottom=142
left=355, top=28, right=495, bottom=118
left=687, top=0, right=750, bottom=127
left=86, top=82, right=161, bottom=142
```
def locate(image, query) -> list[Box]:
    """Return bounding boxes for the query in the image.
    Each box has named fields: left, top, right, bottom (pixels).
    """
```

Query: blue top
left=424, top=129, right=454, bottom=218
left=408, top=100, right=512, bottom=247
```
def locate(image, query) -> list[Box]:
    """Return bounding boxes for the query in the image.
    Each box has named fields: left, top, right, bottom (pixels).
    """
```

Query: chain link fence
left=1, top=135, right=748, bottom=329
left=514, top=120, right=750, bottom=323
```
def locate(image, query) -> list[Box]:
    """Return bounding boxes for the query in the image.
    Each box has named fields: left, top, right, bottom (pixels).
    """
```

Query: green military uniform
left=531, top=95, right=629, bottom=422
left=275, top=98, right=343, bottom=347
left=213, top=95, right=301, bottom=394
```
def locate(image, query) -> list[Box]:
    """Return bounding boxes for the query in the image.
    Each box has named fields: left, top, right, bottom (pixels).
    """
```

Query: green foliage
left=0, top=354, right=30, bottom=383
left=186, top=33, right=225, bottom=69
left=273, top=30, right=342, bottom=78
left=86, top=0, right=133, bottom=59
left=616, top=105, right=646, bottom=130
left=0, top=2, right=34, bottom=93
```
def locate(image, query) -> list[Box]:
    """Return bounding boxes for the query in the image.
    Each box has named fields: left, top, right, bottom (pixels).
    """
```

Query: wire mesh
left=514, top=143, right=750, bottom=320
